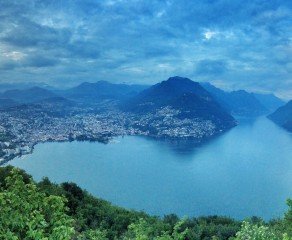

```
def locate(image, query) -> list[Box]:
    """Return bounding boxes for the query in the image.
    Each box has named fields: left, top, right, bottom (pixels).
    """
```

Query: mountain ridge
left=268, top=100, right=292, bottom=132
left=0, top=87, right=59, bottom=104
left=252, top=93, right=285, bottom=112
left=59, top=80, right=149, bottom=103
left=201, top=82, right=274, bottom=116
left=121, top=76, right=236, bottom=138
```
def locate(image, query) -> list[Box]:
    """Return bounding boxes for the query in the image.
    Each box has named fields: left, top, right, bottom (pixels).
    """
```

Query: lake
left=6, top=117, right=292, bottom=220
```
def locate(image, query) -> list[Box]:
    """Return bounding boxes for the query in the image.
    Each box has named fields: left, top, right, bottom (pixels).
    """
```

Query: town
left=0, top=102, right=220, bottom=164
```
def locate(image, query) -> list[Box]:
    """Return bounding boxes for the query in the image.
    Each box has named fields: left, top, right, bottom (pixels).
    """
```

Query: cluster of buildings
left=0, top=104, right=219, bottom=164
left=126, top=106, right=217, bottom=138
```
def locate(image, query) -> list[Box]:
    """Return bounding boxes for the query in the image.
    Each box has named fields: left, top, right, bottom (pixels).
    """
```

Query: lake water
left=7, top=117, right=292, bottom=220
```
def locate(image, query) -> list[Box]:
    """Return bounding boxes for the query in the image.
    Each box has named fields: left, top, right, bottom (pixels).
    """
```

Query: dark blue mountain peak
left=161, top=76, right=200, bottom=88
left=268, top=100, right=292, bottom=132
left=122, top=77, right=236, bottom=129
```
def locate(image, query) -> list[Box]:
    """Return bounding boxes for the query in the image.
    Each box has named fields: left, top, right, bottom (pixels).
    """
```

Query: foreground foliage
left=0, top=166, right=291, bottom=239
left=0, top=168, right=74, bottom=239
left=235, top=221, right=283, bottom=240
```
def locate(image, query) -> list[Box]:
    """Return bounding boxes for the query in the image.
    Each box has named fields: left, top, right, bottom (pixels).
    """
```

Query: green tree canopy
left=0, top=168, right=74, bottom=240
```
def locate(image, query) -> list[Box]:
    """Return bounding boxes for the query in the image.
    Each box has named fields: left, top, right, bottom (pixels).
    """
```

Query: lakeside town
left=0, top=102, right=220, bottom=164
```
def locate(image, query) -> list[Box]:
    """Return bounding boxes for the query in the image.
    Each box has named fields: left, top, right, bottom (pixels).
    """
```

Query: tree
left=77, top=229, right=108, bottom=240
left=284, top=199, right=292, bottom=237
left=0, top=168, right=75, bottom=240
left=123, top=218, right=188, bottom=240
left=235, top=221, right=281, bottom=240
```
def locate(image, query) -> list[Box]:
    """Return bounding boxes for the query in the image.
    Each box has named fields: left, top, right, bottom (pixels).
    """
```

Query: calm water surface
left=7, top=117, right=292, bottom=219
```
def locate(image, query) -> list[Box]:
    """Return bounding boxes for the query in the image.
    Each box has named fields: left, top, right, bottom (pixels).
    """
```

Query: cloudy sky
left=0, top=0, right=291, bottom=99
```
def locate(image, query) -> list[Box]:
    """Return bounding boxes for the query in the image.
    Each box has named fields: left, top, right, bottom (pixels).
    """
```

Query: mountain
left=0, top=98, right=20, bottom=109
left=227, top=90, right=267, bottom=116
left=252, top=93, right=285, bottom=112
left=59, top=81, right=148, bottom=103
left=0, top=87, right=58, bottom=104
left=122, top=76, right=236, bottom=139
left=201, top=82, right=267, bottom=116
left=36, top=96, right=75, bottom=107
left=268, top=100, right=292, bottom=132
left=0, top=82, right=54, bottom=92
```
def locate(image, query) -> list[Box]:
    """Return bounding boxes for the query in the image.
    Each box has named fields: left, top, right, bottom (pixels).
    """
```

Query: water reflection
left=144, top=117, right=262, bottom=157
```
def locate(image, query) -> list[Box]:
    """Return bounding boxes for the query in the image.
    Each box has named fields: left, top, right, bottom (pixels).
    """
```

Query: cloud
left=0, top=61, right=19, bottom=70
left=195, top=60, right=228, bottom=76
left=1, top=18, right=71, bottom=48
left=23, top=55, right=60, bottom=68
left=0, top=0, right=291, bottom=98
left=203, top=30, right=218, bottom=40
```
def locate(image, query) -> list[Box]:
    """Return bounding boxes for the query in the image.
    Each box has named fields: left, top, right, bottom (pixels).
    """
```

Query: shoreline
left=0, top=125, right=234, bottom=166
left=0, top=135, right=112, bottom=166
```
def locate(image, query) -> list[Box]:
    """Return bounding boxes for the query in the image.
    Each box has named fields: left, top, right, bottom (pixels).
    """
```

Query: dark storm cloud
left=196, top=60, right=228, bottom=76
left=1, top=18, right=71, bottom=48
left=24, top=55, right=60, bottom=68
left=0, top=0, right=291, bottom=98
left=0, top=54, right=59, bottom=69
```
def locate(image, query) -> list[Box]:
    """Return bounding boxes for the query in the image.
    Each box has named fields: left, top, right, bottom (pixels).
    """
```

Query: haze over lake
left=7, top=117, right=292, bottom=220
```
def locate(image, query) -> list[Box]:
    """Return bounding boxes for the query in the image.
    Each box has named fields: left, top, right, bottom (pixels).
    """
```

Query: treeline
left=0, top=166, right=291, bottom=239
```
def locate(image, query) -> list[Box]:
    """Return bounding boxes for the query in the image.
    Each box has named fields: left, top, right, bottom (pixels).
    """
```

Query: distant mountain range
left=0, top=78, right=285, bottom=118
left=0, top=87, right=58, bottom=104
left=0, top=77, right=289, bottom=139
left=201, top=82, right=284, bottom=116
left=268, top=100, right=292, bottom=132
left=58, top=81, right=149, bottom=103
left=0, top=82, right=54, bottom=92
left=252, top=93, right=285, bottom=112
left=0, top=81, right=146, bottom=107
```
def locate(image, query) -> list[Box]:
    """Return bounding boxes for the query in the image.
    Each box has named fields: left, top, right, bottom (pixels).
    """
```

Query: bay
left=7, top=117, right=292, bottom=220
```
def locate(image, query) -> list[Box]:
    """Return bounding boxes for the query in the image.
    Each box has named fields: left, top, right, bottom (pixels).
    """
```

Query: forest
left=0, top=166, right=291, bottom=240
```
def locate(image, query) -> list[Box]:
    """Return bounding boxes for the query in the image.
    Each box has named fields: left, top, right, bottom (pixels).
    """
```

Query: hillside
left=122, top=77, right=236, bottom=138
left=201, top=82, right=267, bottom=116
left=0, top=98, right=20, bottom=109
left=252, top=93, right=285, bottom=112
left=0, top=87, right=58, bottom=104
left=268, top=100, right=292, bottom=132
